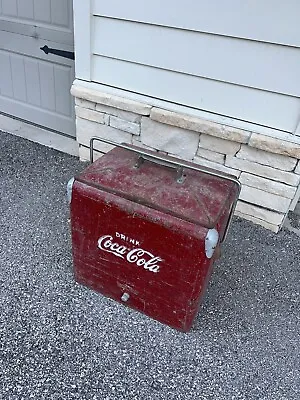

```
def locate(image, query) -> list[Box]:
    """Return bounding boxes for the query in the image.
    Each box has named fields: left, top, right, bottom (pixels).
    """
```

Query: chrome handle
left=133, top=153, right=186, bottom=183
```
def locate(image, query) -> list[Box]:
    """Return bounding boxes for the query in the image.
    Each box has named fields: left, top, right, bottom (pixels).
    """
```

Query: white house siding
left=89, top=0, right=300, bottom=135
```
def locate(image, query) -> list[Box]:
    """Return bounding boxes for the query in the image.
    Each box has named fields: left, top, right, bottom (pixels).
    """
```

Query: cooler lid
left=76, top=146, right=239, bottom=228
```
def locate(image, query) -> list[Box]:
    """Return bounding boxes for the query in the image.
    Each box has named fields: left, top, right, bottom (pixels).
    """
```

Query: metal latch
left=205, top=229, right=219, bottom=258
left=121, top=293, right=130, bottom=302
left=67, top=177, right=75, bottom=204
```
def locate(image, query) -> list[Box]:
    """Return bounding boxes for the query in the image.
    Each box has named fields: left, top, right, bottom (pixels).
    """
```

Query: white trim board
left=73, top=0, right=91, bottom=80
left=295, top=118, right=300, bottom=136
left=0, top=114, right=79, bottom=156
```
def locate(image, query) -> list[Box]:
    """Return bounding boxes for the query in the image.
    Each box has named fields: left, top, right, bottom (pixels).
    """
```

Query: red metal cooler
left=68, top=137, right=240, bottom=332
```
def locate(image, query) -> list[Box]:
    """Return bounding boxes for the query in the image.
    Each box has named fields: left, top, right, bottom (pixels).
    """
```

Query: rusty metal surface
left=71, top=146, right=239, bottom=331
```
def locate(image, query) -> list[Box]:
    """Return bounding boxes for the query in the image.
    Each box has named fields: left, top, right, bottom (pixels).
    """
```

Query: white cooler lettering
left=97, top=235, right=162, bottom=273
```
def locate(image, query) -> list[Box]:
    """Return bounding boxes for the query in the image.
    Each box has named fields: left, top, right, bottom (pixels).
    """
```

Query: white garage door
left=0, top=0, right=75, bottom=137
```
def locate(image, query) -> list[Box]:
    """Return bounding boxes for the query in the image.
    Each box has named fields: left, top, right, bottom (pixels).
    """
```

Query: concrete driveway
left=0, top=131, right=299, bottom=400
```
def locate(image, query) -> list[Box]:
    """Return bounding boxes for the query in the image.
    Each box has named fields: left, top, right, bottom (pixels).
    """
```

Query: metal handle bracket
left=134, top=154, right=186, bottom=183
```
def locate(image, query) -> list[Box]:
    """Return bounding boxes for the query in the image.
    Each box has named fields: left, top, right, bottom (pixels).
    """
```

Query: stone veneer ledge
left=249, top=133, right=300, bottom=159
left=71, top=85, right=152, bottom=116
left=150, top=108, right=250, bottom=144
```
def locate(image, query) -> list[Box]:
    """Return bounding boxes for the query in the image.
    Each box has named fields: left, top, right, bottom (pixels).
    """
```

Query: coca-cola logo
left=97, top=235, right=162, bottom=273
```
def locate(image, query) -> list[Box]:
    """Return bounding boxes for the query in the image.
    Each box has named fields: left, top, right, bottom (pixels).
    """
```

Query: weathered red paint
left=70, top=146, right=239, bottom=331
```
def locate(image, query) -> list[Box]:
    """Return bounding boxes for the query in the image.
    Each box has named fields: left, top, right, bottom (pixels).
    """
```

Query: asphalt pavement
left=0, top=131, right=299, bottom=400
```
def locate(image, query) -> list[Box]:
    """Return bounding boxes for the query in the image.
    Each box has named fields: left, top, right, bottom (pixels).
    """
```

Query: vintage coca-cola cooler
left=68, top=137, right=240, bottom=331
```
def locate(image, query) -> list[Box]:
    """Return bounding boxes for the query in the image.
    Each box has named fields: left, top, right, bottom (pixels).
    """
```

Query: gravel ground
left=0, top=131, right=299, bottom=400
